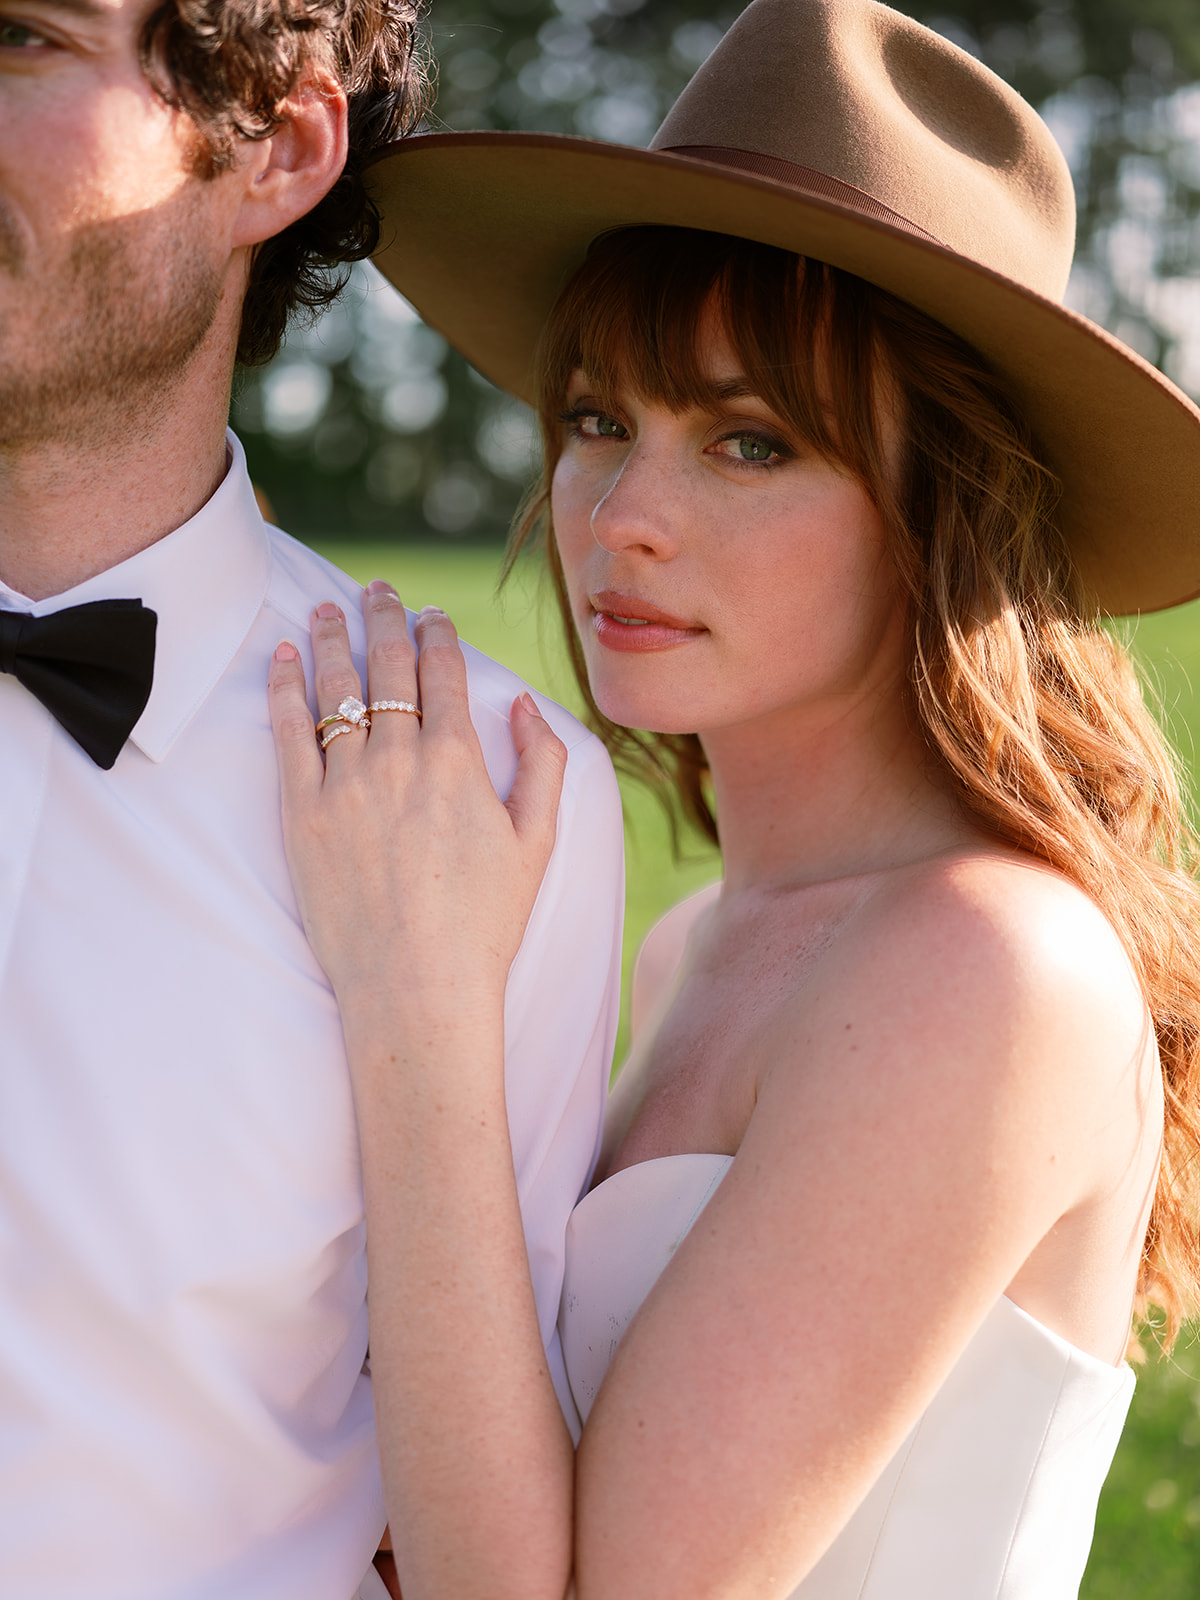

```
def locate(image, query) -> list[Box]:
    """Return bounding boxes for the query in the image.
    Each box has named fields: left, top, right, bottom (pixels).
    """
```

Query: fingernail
left=420, top=604, right=445, bottom=618
left=366, top=579, right=398, bottom=598
left=274, top=640, right=300, bottom=662
left=315, top=601, right=342, bottom=621
left=520, top=692, right=542, bottom=719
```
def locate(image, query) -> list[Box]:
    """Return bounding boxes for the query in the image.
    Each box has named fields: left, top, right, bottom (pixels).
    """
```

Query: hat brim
left=367, top=132, right=1200, bottom=615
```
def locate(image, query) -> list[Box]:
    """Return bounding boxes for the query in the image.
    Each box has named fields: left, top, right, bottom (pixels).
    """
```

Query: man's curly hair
left=139, top=0, right=430, bottom=365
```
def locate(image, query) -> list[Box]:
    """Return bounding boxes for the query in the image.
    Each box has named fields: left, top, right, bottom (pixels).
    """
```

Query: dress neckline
left=578, top=1151, right=1132, bottom=1379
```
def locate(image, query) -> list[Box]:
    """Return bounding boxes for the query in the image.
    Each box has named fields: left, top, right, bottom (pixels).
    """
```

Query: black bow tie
left=0, top=599, right=158, bottom=770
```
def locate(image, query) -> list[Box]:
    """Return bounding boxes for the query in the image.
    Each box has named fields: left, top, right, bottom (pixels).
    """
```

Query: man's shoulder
left=263, top=525, right=601, bottom=758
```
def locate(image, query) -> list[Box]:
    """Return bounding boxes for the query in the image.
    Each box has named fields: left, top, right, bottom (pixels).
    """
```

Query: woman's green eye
left=737, top=436, right=775, bottom=462
left=597, top=415, right=624, bottom=438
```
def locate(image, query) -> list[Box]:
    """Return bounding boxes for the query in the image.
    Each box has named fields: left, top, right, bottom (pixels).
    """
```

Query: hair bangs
left=537, top=227, right=866, bottom=469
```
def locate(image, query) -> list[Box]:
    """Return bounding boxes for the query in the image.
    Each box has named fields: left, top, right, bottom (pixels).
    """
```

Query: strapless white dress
left=559, top=1153, right=1133, bottom=1599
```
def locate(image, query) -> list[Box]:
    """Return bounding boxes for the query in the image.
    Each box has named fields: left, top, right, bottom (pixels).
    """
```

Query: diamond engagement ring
left=367, top=699, right=422, bottom=723
left=316, top=695, right=372, bottom=750
left=316, top=696, right=370, bottom=734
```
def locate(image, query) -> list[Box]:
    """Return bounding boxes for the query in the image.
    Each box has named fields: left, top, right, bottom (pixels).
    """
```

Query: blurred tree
left=234, top=0, right=1200, bottom=543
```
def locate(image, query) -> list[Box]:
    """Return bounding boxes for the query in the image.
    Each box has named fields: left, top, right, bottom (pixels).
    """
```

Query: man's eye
left=0, top=20, right=51, bottom=46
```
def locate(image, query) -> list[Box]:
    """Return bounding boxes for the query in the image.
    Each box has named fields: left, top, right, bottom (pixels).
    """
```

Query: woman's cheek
left=550, top=469, right=596, bottom=612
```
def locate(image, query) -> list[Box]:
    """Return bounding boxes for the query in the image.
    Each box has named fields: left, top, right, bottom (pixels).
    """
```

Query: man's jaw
left=0, top=204, right=225, bottom=453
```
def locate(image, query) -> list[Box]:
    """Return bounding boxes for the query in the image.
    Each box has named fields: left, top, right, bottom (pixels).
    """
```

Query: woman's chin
left=589, top=685, right=700, bottom=737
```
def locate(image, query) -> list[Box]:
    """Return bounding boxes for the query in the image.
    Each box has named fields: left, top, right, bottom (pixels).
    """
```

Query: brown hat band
left=662, top=146, right=943, bottom=248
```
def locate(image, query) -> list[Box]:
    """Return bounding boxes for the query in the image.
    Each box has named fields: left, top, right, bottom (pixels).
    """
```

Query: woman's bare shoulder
left=873, top=849, right=1140, bottom=994
left=630, top=881, right=722, bottom=1041
left=787, top=846, right=1153, bottom=1114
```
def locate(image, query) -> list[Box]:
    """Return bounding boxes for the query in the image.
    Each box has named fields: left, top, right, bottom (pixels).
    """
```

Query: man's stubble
left=0, top=187, right=226, bottom=452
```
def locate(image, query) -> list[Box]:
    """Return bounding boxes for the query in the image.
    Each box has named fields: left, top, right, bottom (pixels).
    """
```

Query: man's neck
left=0, top=330, right=238, bottom=603
left=0, top=424, right=231, bottom=602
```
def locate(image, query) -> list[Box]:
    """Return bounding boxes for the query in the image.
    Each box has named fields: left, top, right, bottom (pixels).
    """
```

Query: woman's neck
left=701, top=684, right=978, bottom=895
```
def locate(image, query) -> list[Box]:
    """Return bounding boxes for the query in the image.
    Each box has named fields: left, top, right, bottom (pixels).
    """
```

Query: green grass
left=1115, top=600, right=1200, bottom=826
left=319, top=542, right=1200, bottom=1596
left=1084, top=1331, right=1200, bottom=1597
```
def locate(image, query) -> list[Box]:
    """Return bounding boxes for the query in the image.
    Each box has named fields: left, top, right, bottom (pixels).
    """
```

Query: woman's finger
left=413, top=606, right=472, bottom=735
left=361, top=580, right=421, bottom=748
left=505, top=693, right=568, bottom=858
left=311, top=601, right=368, bottom=761
left=268, top=640, right=323, bottom=809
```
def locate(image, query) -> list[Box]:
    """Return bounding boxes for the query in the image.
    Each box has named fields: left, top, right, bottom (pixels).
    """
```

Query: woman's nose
left=588, top=444, right=683, bottom=558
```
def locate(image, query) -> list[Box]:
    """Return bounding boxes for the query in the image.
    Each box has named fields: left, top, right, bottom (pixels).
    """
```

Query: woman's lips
left=588, top=590, right=706, bottom=653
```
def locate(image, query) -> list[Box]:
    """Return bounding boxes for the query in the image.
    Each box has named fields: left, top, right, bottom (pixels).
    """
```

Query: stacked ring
left=316, top=695, right=372, bottom=750
left=367, top=699, right=422, bottom=723
left=320, top=719, right=370, bottom=750
left=313, top=696, right=419, bottom=749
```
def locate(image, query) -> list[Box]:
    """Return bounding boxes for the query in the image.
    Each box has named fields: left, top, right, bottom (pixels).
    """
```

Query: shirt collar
left=0, top=431, right=271, bottom=763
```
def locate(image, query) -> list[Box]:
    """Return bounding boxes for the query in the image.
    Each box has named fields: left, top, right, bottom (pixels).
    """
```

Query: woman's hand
left=267, top=580, right=567, bottom=1011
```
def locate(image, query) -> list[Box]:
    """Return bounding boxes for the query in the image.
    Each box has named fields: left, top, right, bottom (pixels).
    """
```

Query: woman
left=269, top=2, right=1200, bottom=1595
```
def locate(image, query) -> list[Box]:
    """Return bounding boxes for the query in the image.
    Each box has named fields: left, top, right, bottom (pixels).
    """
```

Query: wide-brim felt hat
left=366, top=0, right=1200, bottom=614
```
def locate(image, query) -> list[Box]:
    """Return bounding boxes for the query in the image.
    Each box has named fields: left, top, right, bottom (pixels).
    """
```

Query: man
left=0, top=3, right=623, bottom=1596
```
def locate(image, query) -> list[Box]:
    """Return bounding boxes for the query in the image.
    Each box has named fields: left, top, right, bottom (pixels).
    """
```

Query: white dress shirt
left=0, top=434, right=623, bottom=1600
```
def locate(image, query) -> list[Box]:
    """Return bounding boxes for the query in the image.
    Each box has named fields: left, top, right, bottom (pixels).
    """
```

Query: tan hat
left=366, top=0, right=1200, bottom=614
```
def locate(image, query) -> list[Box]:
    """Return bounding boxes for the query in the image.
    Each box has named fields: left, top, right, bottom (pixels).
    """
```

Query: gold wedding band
left=367, top=699, right=422, bottom=723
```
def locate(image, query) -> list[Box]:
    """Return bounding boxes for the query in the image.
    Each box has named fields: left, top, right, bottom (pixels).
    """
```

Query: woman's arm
left=347, top=948, right=574, bottom=1600
left=270, top=589, right=576, bottom=1600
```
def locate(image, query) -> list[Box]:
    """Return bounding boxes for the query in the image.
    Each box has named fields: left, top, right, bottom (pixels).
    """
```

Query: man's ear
left=231, top=68, right=349, bottom=249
